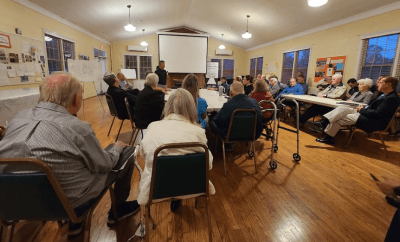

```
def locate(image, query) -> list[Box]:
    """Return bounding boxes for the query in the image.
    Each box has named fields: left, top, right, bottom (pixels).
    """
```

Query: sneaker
left=170, top=200, right=182, bottom=212
left=107, top=200, right=140, bottom=226
left=68, top=220, right=85, bottom=237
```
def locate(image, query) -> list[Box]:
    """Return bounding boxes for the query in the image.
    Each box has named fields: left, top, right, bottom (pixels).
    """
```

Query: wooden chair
left=345, top=106, right=400, bottom=157
left=124, top=97, right=140, bottom=145
left=215, top=109, right=258, bottom=176
left=142, top=142, right=212, bottom=242
left=0, top=158, right=118, bottom=242
left=105, top=94, right=129, bottom=142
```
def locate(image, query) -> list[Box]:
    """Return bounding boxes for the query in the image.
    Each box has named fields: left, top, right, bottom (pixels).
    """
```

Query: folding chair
left=142, top=142, right=212, bottom=242
left=345, top=106, right=400, bottom=157
left=0, top=158, right=118, bottom=242
left=124, top=97, right=140, bottom=145
left=215, top=109, right=258, bottom=176
left=106, top=94, right=130, bottom=141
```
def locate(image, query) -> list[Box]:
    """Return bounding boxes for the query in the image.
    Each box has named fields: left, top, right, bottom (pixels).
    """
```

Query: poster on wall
left=0, top=33, right=11, bottom=48
left=314, top=55, right=346, bottom=82
left=265, top=62, right=278, bottom=77
left=206, top=62, right=218, bottom=78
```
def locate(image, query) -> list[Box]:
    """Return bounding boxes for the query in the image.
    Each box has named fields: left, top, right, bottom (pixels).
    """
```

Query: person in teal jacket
left=276, top=78, right=304, bottom=99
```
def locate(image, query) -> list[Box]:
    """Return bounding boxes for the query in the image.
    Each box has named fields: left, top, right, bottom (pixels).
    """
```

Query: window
left=45, top=34, right=75, bottom=74
left=210, top=58, right=235, bottom=80
left=249, top=57, right=263, bottom=77
left=281, top=49, right=310, bottom=84
left=124, top=55, right=152, bottom=79
left=359, top=34, right=399, bottom=83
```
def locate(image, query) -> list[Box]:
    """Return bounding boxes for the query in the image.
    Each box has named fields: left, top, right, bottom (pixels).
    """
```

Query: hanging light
left=124, top=5, right=136, bottom=32
left=44, top=36, right=52, bottom=41
left=218, top=34, right=226, bottom=50
left=140, top=29, right=148, bottom=46
left=308, top=0, right=328, bottom=7
left=242, top=15, right=252, bottom=39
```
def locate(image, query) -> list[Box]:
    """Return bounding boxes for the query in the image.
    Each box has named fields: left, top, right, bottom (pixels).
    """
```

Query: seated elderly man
left=210, top=82, right=263, bottom=139
left=134, top=73, right=165, bottom=129
left=104, top=72, right=139, bottom=119
left=0, top=73, right=139, bottom=236
left=299, top=74, right=347, bottom=125
left=270, top=77, right=287, bottom=98
left=314, top=77, right=400, bottom=144
left=117, top=72, right=133, bottom=90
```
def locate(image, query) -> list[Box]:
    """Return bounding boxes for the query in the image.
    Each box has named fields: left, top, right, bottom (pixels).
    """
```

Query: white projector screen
left=158, top=34, right=208, bottom=73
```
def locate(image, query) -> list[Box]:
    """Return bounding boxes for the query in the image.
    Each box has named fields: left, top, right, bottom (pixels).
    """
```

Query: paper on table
left=22, top=41, right=30, bottom=53
left=7, top=66, right=16, bottom=77
left=15, top=64, right=25, bottom=76
left=0, top=63, right=9, bottom=85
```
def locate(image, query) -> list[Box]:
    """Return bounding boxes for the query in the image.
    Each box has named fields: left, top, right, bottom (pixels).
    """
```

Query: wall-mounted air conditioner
left=215, top=49, right=233, bottom=56
left=127, top=45, right=148, bottom=52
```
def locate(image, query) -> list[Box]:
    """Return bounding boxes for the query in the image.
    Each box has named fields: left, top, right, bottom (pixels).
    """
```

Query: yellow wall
left=111, top=35, right=246, bottom=79
left=244, top=8, right=400, bottom=88
left=0, top=0, right=111, bottom=99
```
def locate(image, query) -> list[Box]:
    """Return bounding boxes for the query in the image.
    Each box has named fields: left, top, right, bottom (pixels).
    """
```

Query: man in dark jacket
left=315, top=76, right=400, bottom=144
left=103, top=72, right=139, bottom=119
left=155, top=60, right=167, bottom=88
left=134, top=73, right=165, bottom=129
left=210, top=82, right=263, bottom=139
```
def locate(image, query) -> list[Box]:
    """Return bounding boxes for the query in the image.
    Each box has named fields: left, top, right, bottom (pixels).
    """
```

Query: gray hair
left=103, top=72, right=116, bottom=86
left=163, top=89, right=198, bottom=125
left=358, top=78, right=373, bottom=87
left=145, top=73, right=159, bottom=87
left=332, top=73, right=343, bottom=80
left=230, top=82, right=245, bottom=96
left=39, top=72, right=82, bottom=108
left=270, top=78, right=278, bottom=84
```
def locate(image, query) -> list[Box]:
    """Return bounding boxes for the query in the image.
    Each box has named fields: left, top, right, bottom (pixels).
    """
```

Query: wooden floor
left=2, top=95, right=400, bottom=242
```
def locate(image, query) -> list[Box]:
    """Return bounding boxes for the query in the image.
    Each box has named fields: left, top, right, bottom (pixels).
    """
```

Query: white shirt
left=138, top=113, right=215, bottom=204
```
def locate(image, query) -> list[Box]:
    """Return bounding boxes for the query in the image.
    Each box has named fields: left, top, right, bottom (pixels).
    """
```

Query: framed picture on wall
left=0, top=33, right=11, bottom=48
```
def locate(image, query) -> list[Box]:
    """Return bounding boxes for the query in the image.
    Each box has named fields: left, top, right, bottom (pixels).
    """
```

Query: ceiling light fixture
left=308, top=0, right=328, bottom=7
left=140, top=29, right=148, bottom=47
left=242, top=15, right=252, bottom=39
left=124, top=5, right=136, bottom=32
left=44, top=36, right=52, bottom=41
left=219, top=34, right=226, bottom=50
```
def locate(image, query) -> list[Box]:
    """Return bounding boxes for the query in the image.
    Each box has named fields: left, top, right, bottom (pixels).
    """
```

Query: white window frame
left=280, top=46, right=312, bottom=82
left=123, top=54, right=153, bottom=80
left=355, top=27, right=400, bottom=78
left=43, top=30, right=76, bottom=75
left=210, top=57, right=236, bottom=79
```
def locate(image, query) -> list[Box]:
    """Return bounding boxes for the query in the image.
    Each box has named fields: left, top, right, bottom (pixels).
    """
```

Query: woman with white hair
left=347, top=78, right=373, bottom=104
left=137, top=88, right=215, bottom=211
left=134, top=73, right=165, bottom=129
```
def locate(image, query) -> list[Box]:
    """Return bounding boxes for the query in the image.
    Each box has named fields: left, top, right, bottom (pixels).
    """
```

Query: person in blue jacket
left=276, top=78, right=304, bottom=99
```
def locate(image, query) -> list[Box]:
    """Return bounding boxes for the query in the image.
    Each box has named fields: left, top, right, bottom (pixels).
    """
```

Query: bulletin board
left=314, top=55, right=346, bottom=82
left=265, top=61, right=278, bottom=77
left=0, top=30, right=47, bottom=87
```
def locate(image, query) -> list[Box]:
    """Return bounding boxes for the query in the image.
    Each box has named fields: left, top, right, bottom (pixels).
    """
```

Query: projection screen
left=158, top=34, right=208, bottom=73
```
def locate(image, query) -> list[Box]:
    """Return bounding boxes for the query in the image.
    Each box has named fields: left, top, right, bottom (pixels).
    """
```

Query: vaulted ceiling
left=25, top=0, right=400, bottom=49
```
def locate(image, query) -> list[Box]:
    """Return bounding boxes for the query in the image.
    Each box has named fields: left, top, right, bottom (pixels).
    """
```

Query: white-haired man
left=269, top=77, right=287, bottom=98
left=210, top=82, right=263, bottom=139
left=134, top=73, right=165, bottom=129
left=0, top=73, right=139, bottom=236
left=117, top=72, right=133, bottom=90
left=299, top=73, right=347, bottom=125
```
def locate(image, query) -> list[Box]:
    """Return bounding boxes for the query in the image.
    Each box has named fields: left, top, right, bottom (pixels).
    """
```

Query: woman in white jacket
left=137, top=88, right=215, bottom=210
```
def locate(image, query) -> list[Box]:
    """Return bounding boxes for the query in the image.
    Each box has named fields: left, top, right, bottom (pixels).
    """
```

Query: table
left=0, top=88, right=40, bottom=125
left=165, top=89, right=228, bottom=112
left=281, top=94, right=364, bottom=108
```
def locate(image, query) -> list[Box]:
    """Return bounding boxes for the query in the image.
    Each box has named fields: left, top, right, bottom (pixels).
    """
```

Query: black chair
left=124, top=97, right=140, bottom=145
left=106, top=94, right=129, bottom=142
left=215, top=109, right=258, bottom=176
left=0, top=158, right=118, bottom=242
left=142, top=142, right=212, bottom=242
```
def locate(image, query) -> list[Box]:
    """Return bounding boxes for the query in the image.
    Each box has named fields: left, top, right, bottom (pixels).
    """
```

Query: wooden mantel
left=167, top=73, right=206, bottom=88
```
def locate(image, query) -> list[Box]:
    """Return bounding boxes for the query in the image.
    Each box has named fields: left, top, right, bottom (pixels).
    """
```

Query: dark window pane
left=250, top=58, right=256, bottom=76
left=223, top=59, right=234, bottom=79
left=284, top=52, right=295, bottom=68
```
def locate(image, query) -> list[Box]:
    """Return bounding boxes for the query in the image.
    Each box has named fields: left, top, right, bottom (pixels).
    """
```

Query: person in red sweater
left=249, top=79, right=275, bottom=122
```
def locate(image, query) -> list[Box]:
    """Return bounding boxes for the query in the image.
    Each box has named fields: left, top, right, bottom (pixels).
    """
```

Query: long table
left=281, top=94, right=364, bottom=108
left=164, top=89, right=228, bottom=112
left=0, top=88, right=40, bottom=125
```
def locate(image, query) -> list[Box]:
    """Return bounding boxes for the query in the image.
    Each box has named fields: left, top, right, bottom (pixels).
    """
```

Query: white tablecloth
left=281, top=94, right=364, bottom=108
left=165, top=89, right=228, bottom=111
left=0, top=88, right=40, bottom=125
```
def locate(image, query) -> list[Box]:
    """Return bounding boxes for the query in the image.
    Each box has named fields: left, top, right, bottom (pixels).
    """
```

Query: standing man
left=155, top=60, right=167, bottom=89
left=117, top=72, right=133, bottom=90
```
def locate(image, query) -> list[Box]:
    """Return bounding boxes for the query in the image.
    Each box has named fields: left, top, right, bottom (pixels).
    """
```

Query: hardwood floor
left=2, top=95, right=400, bottom=242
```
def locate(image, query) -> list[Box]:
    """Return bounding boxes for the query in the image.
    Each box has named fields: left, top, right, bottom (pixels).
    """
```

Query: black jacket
left=134, top=86, right=165, bottom=129
left=155, top=66, right=167, bottom=85
left=107, top=86, right=138, bottom=120
left=356, top=91, right=400, bottom=133
left=211, top=94, right=263, bottom=139
left=244, top=84, right=254, bottom=95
